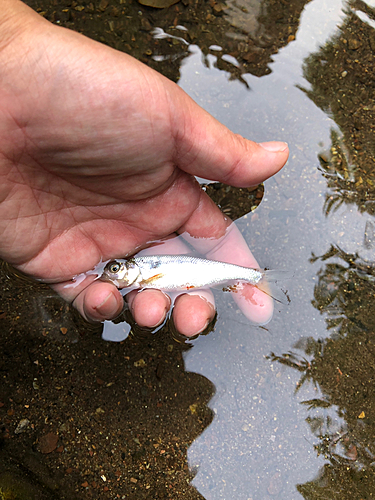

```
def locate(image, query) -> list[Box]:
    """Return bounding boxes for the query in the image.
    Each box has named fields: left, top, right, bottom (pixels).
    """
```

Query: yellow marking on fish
left=140, top=273, right=164, bottom=286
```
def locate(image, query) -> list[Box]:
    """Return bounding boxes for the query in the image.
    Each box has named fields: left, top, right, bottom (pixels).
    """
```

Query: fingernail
left=200, top=318, right=211, bottom=333
left=148, top=302, right=171, bottom=328
left=95, top=291, right=119, bottom=318
left=259, top=141, right=288, bottom=152
left=187, top=317, right=212, bottom=338
left=149, top=317, right=165, bottom=329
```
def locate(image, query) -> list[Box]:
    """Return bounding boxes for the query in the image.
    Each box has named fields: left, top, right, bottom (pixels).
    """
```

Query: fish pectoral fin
left=140, top=273, right=164, bottom=286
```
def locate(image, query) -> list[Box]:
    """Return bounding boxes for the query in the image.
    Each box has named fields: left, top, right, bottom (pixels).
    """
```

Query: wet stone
left=14, top=418, right=30, bottom=434
left=140, top=17, right=152, bottom=31
left=213, top=3, right=224, bottom=13
left=348, top=37, right=361, bottom=50
left=137, top=0, right=180, bottom=8
left=98, top=0, right=108, bottom=11
left=37, top=432, right=59, bottom=454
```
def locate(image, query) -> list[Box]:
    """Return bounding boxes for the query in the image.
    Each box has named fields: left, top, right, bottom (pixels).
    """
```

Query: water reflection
left=27, top=0, right=311, bottom=84
left=151, top=0, right=312, bottom=83
left=264, top=5, right=375, bottom=493
left=223, top=0, right=311, bottom=74
left=269, top=245, right=375, bottom=498
left=300, top=0, right=375, bottom=216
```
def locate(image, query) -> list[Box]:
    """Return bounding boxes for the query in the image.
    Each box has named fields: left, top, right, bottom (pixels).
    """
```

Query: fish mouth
left=100, top=272, right=121, bottom=287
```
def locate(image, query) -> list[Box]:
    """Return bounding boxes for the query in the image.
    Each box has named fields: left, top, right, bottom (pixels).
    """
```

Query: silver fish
left=100, top=255, right=271, bottom=291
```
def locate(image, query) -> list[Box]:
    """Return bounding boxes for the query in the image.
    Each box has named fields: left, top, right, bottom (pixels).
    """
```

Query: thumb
left=170, top=92, right=289, bottom=186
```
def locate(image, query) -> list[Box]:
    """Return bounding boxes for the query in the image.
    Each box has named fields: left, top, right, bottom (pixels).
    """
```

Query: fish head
left=101, top=259, right=140, bottom=288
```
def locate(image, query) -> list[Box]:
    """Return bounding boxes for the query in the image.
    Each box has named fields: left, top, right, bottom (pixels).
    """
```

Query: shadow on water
left=2, top=0, right=375, bottom=498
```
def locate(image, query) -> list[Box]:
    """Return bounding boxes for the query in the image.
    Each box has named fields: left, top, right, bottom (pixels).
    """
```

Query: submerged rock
left=137, top=0, right=180, bottom=8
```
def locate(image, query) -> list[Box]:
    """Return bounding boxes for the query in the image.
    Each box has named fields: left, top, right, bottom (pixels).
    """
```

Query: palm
left=17, top=169, right=202, bottom=282
left=2, top=27, right=200, bottom=281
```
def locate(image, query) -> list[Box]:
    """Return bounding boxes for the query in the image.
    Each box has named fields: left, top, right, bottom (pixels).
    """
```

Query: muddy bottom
left=0, top=262, right=216, bottom=498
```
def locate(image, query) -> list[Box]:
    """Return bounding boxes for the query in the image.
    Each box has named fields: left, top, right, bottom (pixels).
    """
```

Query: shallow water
left=180, top=1, right=375, bottom=497
left=2, top=0, right=375, bottom=498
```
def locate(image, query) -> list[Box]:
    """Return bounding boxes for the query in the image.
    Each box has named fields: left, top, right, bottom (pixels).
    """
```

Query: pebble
left=14, top=418, right=30, bottom=434
left=98, top=0, right=108, bottom=11
left=134, top=358, right=146, bottom=367
left=38, top=432, right=59, bottom=454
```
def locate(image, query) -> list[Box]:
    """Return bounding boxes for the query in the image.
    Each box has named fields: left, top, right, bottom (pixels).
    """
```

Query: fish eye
left=108, top=262, right=121, bottom=274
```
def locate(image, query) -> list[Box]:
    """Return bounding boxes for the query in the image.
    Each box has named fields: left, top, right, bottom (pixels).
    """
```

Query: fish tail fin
left=261, top=269, right=294, bottom=281
left=257, top=270, right=294, bottom=305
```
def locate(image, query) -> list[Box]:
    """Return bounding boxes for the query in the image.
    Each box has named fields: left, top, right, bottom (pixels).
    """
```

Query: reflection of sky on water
left=170, top=0, right=375, bottom=497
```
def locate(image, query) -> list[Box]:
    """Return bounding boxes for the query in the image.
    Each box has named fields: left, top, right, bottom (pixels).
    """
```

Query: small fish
left=100, top=255, right=284, bottom=293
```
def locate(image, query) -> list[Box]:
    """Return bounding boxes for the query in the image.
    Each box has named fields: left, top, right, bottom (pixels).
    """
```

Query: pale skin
left=0, top=0, right=289, bottom=337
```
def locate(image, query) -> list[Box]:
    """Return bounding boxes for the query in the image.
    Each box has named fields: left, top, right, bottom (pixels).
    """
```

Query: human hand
left=0, top=0, right=288, bottom=336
